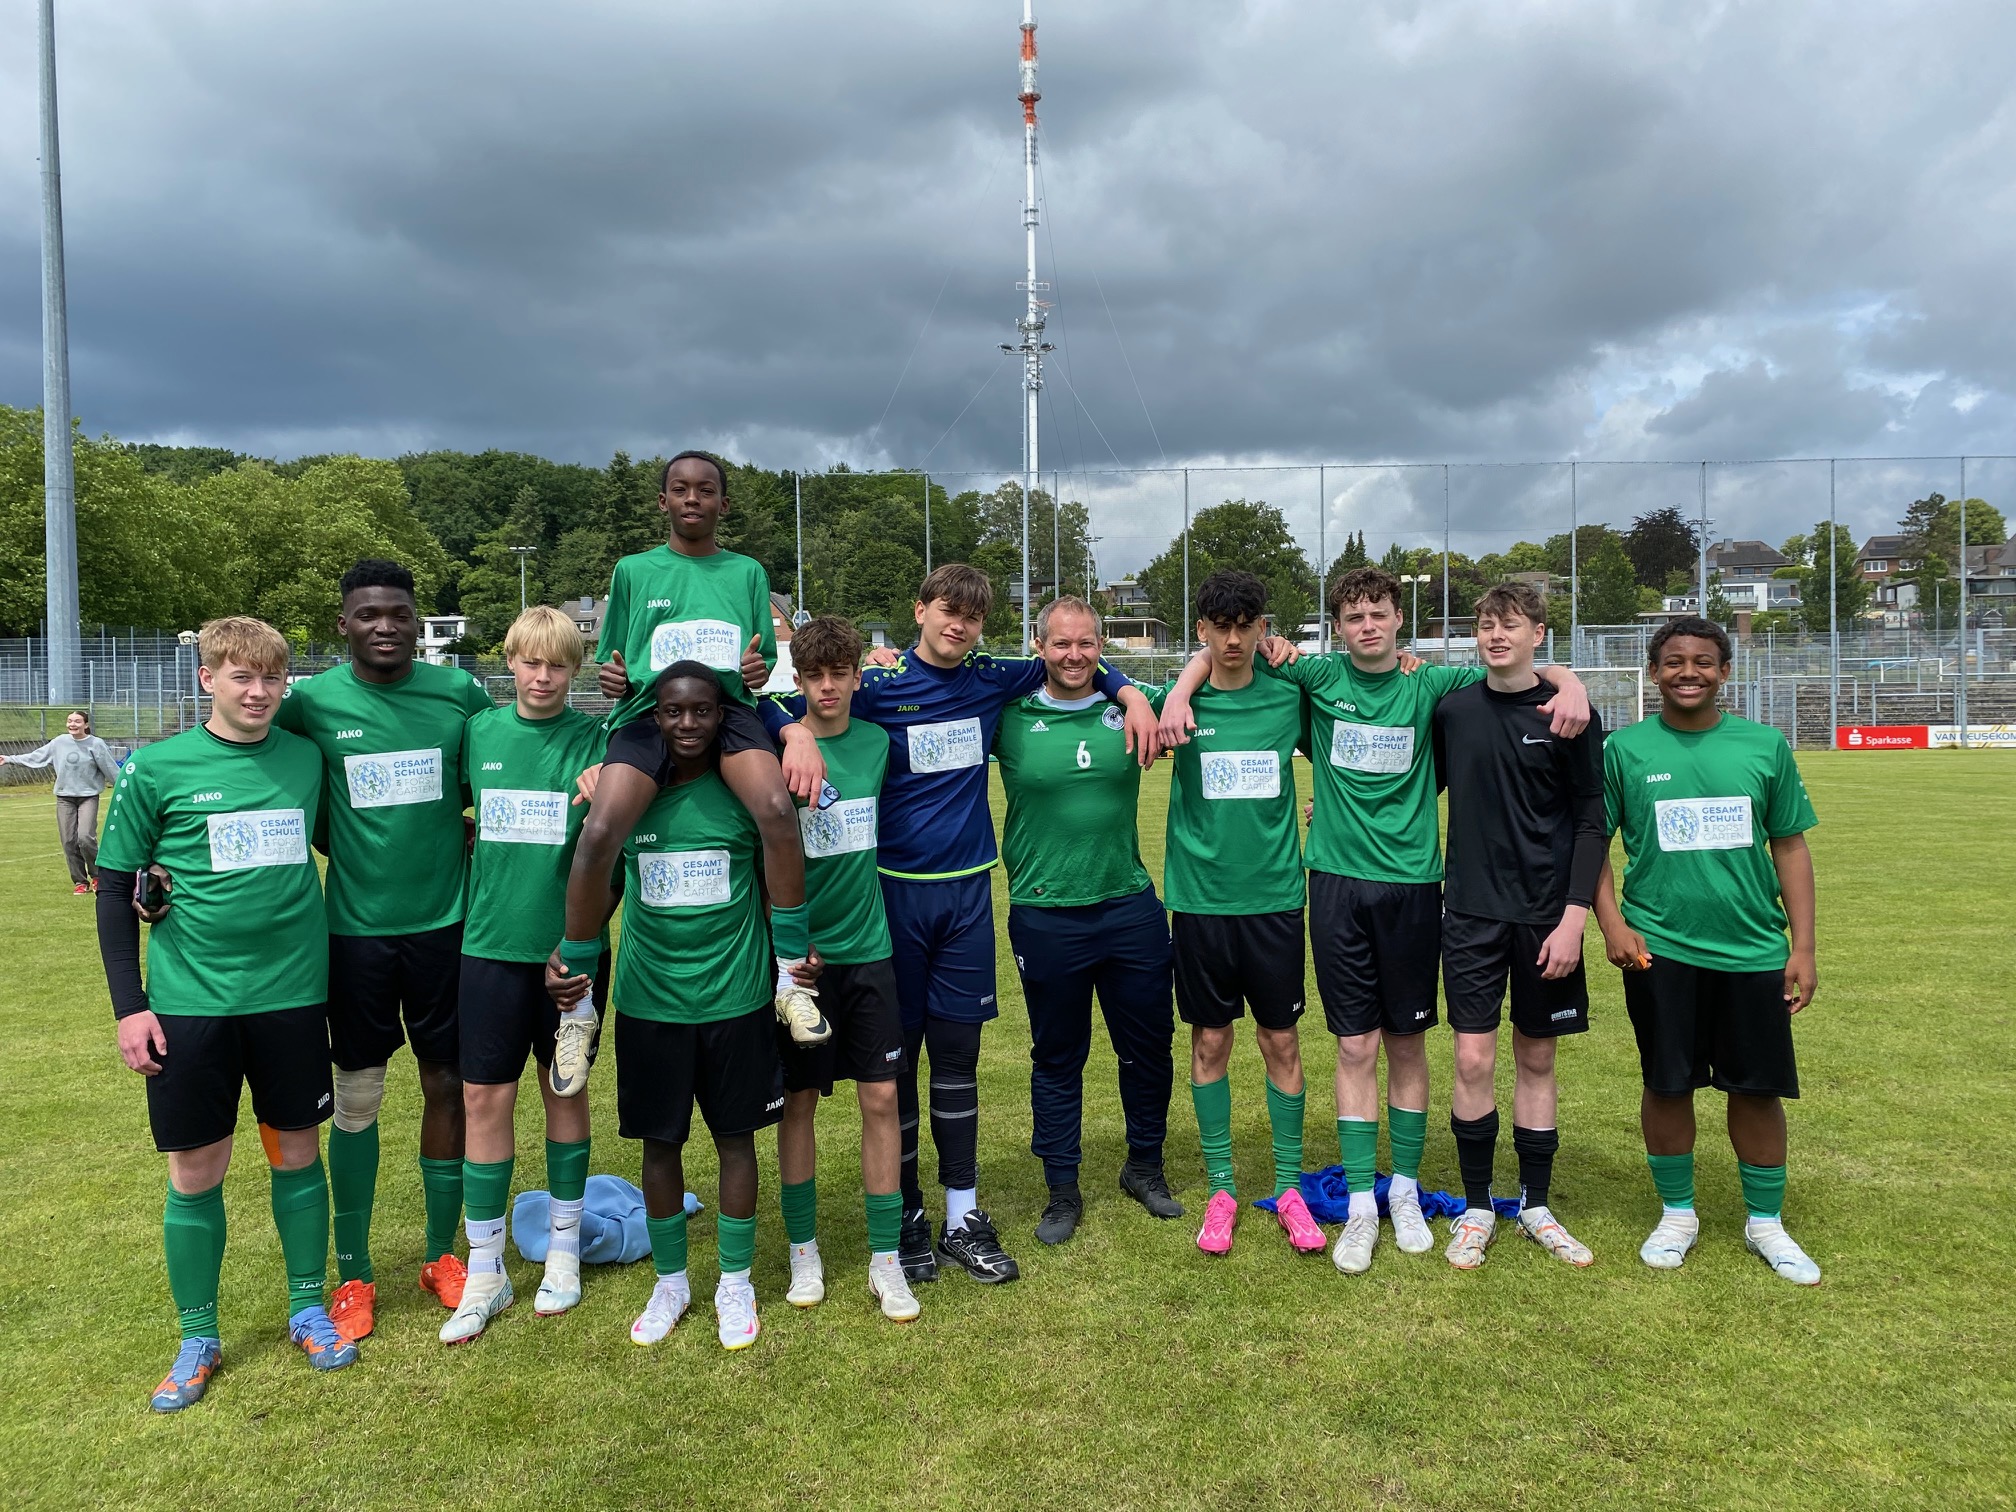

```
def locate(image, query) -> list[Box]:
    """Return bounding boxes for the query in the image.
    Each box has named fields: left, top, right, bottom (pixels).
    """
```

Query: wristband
left=770, top=903, right=810, bottom=962
left=558, top=939, right=601, bottom=976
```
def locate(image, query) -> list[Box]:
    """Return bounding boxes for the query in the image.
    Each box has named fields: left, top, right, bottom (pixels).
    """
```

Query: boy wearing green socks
left=440, top=608, right=610, bottom=1344
left=1595, top=618, right=1821, bottom=1285
left=1150, top=572, right=1323, bottom=1257
left=771, top=617, right=918, bottom=1322
left=96, top=617, right=357, bottom=1411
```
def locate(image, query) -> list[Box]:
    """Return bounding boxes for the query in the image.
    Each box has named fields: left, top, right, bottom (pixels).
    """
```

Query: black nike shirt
left=1432, top=678, right=1606, bottom=925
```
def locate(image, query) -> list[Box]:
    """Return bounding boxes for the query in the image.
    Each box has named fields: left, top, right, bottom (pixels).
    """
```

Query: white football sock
left=945, top=1187, right=978, bottom=1229
left=1389, top=1174, right=1420, bottom=1201
left=775, top=959, right=807, bottom=994
left=1348, top=1190, right=1376, bottom=1220
left=549, top=1197, right=584, bottom=1260
left=466, top=1215, right=507, bottom=1275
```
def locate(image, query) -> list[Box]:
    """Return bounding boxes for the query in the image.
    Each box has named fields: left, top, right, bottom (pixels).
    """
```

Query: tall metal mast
left=1002, top=0, right=1051, bottom=650
left=39, top=0, right=80, bottom=704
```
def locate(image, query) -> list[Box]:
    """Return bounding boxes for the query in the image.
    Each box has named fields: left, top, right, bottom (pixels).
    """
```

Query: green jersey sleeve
left=1763, top=739, right=1818, bottom=838
left=96, top=757, right=161, bottom=873
left=1603, top=736, right=1625, bottom=837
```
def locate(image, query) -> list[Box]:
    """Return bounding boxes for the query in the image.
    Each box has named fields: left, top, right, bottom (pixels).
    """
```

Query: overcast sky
left=4, top=0, right=2014, bottom=567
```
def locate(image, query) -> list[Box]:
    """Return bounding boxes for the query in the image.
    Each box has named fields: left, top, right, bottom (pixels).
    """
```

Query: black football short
left=145, top=1005, right=332, bottom=1152
left=604, top=703, right=770, bottom=783
left=1623, top=957, right=1799, bottom=1099
left=781, top=957, right=907, bottom=1095
left=1441, top=911, right=1590, bottom=1038
left=327, top=924, right=463, bottom=1071
left=614, top=1005, right=785, bottom=1144
left=458, top=951, right=612, bottom=1085
left=1170, top=909, right=1307, bottom=1031
left=1308, top=871, right=1442, bottom=1038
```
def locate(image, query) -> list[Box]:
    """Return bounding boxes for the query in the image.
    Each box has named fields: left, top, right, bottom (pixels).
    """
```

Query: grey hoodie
left=9, top=734, right=120, bottom=796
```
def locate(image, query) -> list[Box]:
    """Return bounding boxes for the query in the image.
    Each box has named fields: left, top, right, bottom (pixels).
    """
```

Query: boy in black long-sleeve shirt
left=1431, top=582, right=1606, bottom=1271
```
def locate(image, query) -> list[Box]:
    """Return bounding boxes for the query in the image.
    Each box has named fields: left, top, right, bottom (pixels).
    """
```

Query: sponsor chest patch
left=1653, top=796, right=1754, bottom=852
left=207, top=808, right=309, bottom=872
left=343, top=748, right=443, bottom=809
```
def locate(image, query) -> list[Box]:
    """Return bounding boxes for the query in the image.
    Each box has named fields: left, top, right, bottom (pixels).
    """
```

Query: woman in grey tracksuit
left=0, top=711, right=121, bottom=891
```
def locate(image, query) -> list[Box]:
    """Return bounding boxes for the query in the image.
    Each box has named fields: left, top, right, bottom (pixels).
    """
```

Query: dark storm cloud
left=3, top=0, right=2014, bottom=563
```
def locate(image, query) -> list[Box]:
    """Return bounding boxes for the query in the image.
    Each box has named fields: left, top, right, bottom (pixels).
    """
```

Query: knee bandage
left=332, top=1064, right=387, bottom=1133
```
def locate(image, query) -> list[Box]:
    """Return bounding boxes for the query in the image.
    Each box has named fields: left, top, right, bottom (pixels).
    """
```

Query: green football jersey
left=1603, top=713, right=1817, bottom=973
left=1153, top=673, right=1307, bottom=915
left=277, top=660, right=492, bottom=936
left=994, top=692, right=1150, bottom=908
left=1266, top=655, right=1482, bottom=884
left=97, top=726, right=327, bottom=1016
left=614, top=770, right=771, bottom=1024
left=600, top=544, right=776, bottom=726
left=796, top=718, right=892, bottom=964
left=460, top=703, right=607, bottom=964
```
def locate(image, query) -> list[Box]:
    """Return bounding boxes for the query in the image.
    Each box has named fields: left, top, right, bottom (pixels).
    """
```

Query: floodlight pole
left=1956, top=459, right=1968, bottom=746
left=794, top=472, right=805, bottom=612
left=1441, top=464, right=1451, bottom=659
left=1053, top=469, right=1060, bottom=599
left=1827, top=459, right=1838, bottom=739
left=922, top=471, right=931, bottom=573
left=39, top=0, right=80, bottom=705
left=1004, top=0, right=1052, bottom=654
left=509, top=546, right=536, bottom=612
left=1317, top=465, right=1327, bottom=652
left=1569, top=462, right=1579, bottom=662
left=1182, top=468, right=1191, bottom=658
left=1697, top=462, right=1710, bottom=616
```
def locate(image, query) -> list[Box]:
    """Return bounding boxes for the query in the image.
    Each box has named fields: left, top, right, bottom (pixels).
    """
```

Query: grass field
left=2, top=752, right=2012, bottom=1510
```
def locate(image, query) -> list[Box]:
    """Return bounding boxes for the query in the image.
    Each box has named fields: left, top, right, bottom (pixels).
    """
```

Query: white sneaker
left=867, top=1253, right=921, bottom=1322
left=774, top=983, right=832, bottom=1045
left=1745, top=1219, right=1821, bottom=1286
left=1444, top=1210, right=1496, bottom=1270
left=1639, top=1209, right=1700, bottom=1270
left=1518, top=1206, right=1595, bottom=1268
left=786, top=1240, right=825, bottom=1307
left=439, top=1270, right=513, bottom=1345
left=630, top=1275, right=690, bottom=1345
left=716, top=1274, right=760, bottom=1350
left=535, top=1249, right=582, bottom=1315
left=1388, top=1186, right=1433, bottom=1255
left=549, top=1006, right=597, bottom=1098
left=1332, top=1212, right=1378, bottom=1274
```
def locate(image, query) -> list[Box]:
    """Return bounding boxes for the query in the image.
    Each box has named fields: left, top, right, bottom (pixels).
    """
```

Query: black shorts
left=327, top=924, right=463, bottom=1071
left=1171, top=909, right=1307, bottom=1031
left=615, top=1005, right=785, bottom=1144
left=781, top=957, right=907, bottom=1095
left=1441, top=911, right=1590, bottom=1038
left=1308, top=871, right=1442, bottom=1038
left=1623, top=957, right=1799, bottom=1100
left=459, top=952, right=612, bottom=1085
left=604, top=703, right=770, bottom=782
left=145, top=1006, right=333, bottom=1153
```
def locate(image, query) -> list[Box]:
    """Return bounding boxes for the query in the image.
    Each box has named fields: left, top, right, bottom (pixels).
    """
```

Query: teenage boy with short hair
left=765, top=562, right=1160, bottom=1284
left=440, top=606, right=610, bottom=1344
left=1594, top=616, right=1822, bottom=1286
left=97, top=616, right=356, bottom=1411
left=277, top=559, right=493, bottom=1341
left=996, top=596, right=1181, bottom=1246
left=553, top=663, right=787, bottom=1348
left=771, top=615, right=919, bottom=1323
left=1433, top=582, right=1604, bottom=1270
left=1152, top=571, right=1324, bottom=1258
left=590, top=450, right=824, bottom=1048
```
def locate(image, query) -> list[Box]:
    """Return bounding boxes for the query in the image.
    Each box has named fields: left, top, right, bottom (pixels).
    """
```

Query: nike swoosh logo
left=1522, top=735, right=1550, bottom=744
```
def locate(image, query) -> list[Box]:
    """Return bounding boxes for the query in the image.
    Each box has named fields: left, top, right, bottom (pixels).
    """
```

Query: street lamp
left=1400, top=573, right=1432, bottom=654
left=509, top=546, right=537, bottom=612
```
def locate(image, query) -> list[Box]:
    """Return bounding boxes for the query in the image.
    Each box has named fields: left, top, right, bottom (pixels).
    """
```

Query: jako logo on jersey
left=191, top=790, right=223, bottom=803
left=1333, top=702, right=1358, bottom=714
left=334, top=729, right=364, bottom=740
left=1645, top=772, right=1672, bottom=783
left=896, top=704, right=921, bottom=713
left=481, top=761, right=504, bottom=771
left=1029, top=720, right=1049, bottom=732
left=632, top=833, right=657, bottom=844
left=646, top=598, right=672, bottom=609
left=1195, top=728, right=1216, bottom=737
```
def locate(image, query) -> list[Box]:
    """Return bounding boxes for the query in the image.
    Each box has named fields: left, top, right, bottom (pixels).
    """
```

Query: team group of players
left=98, top=450, right=1824, bottom=1415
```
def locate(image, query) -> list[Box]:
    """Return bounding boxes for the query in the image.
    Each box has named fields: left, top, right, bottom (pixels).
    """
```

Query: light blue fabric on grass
left=1254, top=1166, right=1520, bottom=1223
left=512, top=1175, right=702, bottom=1265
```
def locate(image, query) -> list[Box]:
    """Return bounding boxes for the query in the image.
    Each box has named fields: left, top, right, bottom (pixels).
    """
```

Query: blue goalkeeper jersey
left=764, top=647, right=1134, bottom=881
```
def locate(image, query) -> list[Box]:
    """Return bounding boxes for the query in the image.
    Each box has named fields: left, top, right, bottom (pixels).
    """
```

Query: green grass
left=1, top=753, right=2012, bottom=1509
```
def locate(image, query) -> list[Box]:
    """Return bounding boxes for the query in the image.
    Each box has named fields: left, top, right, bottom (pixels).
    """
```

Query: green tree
left=1319, top=530, right=1369, bottom=589
left=1138, top=500, right=1313, bottom=636
left=458, top=486, right=549, bottom=645
left=1624, top=506, right=1701, bottom=589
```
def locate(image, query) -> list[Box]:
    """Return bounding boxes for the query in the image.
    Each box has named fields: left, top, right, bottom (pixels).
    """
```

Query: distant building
left=566, top=597, right=606, bottom=648
left=1856, top=533, right=1916, bottom=612
left=420, top=614, right=467, bottom=664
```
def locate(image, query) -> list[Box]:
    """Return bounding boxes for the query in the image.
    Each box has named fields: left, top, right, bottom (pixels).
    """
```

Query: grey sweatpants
left=56, top=793, right=99, bottom=885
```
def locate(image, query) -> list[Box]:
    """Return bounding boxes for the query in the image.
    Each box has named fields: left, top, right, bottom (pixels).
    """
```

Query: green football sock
left=864, top=1190, right=903, bottom=1256
left=419, top=1156, right=464, bottom=1262
left=545, top=1138, right=590, bottom=1205
left=647, top=1211, right=689, bottom=1276
left=717, top=1214, right=757, bottom=1276
left=268, top=1160, right=330, bottom=1321
left=327, top=1122, right=378, bottom=1284
left=462, top=1157, right=514, bottom=1225
left=1191, top=1076, right=1236, bottom=1197
left=1738, top=1161, right=1787, bottom=1221
left=1387, top=1106, right=1427, bottom=1183
left=1647, top=1152, right=1696, bottom=1209
left=164, top=1182, right=226, bottom=1341
left=780, top=1178, right=818, bottom=1246
left=1264, top=1079, right=1306, bottom=1197
left=1337, top=1118, right=1379, bottom=1195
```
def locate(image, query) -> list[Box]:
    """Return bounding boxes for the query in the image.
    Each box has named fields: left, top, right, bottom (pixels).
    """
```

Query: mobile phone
left=135, top=867, right=169, bottom=911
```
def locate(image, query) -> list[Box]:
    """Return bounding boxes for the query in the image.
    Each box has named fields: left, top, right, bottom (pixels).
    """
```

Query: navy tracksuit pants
left=1006, top=884, right=1175, bottom=1187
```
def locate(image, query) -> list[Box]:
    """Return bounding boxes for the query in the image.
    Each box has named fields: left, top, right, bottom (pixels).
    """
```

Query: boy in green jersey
left=1150, top=571, right=1325, bottom=1259
left=772, top=617, right=920, bottom=1323
left=96, top=617, right=357, bottom=1411
left=1594, top=617, right=1822, bottom=1286
left=440, top=607, right=610, bottom=1344
left=995, top=596, right=1180, bottom=1246
left=590, top=451, right=824, bottom=1048
left=1161, top=565, right=1588, bottom=1275
left=277, top=559, right=494, bottom=1342
left=553, top=663, right=789, bottom=1349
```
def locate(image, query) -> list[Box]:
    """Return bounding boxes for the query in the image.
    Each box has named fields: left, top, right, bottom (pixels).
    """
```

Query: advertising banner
left=1928, top=725, right=2016, bottom=749
left=1835, top=726, right=1928, bottom=749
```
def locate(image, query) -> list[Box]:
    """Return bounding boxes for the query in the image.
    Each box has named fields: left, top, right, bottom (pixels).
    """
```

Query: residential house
left=1856, top=534, right=1916, bottom=612
left=1705, top=539, right=1800, bottom=614
left=419, top=614, right=467, bottom=665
